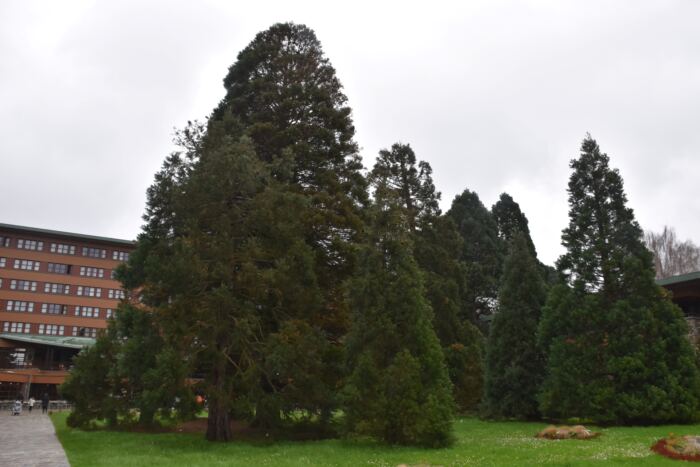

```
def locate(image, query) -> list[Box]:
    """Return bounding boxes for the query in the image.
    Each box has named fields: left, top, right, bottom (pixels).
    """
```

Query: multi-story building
left=0, top=223, right=134, bottom=399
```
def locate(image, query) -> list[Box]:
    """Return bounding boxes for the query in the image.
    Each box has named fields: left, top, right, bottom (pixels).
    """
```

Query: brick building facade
left=0, top=223, right=134, bottom=399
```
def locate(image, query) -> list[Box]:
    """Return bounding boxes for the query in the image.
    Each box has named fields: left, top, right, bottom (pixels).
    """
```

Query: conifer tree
left=491, top=193, right=536, bottom=255
left=484, top=233, right=546, bottom=419
left=370, top=143, right=484, bottom=411
left=344, top=182, right=454, bottom=447
left=61, top=330, right=119, bottom=428
left=538, top=135, right=700, bottom=423
left=117, top=23, right=368, bottom=439
left=492, top=192, right=557, bottom=284
left=210, top=23, right=368, bottom=426
left=447, top=189, right=504, bottom=323
left=369, top=143, right=440, bottom=231
left=61, top=303, right=194, bottom=429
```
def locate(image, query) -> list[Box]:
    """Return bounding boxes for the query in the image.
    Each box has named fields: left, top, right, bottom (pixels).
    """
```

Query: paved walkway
left=0, top=409, right=70, bottom=467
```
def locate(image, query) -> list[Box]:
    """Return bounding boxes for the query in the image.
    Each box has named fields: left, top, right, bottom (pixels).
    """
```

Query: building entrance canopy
left=0, top=333, right=95, bottom=350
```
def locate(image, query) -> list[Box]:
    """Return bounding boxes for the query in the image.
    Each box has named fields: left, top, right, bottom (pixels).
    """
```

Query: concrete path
left=0, top=409, right=70, bottom=467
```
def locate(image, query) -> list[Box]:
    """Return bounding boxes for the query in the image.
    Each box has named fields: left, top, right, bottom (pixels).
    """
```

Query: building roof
left=0, top=222, right=134, bottom=247
left=0, top=333, right=95, bottom=349
left=657, top=271, right=700, bottom=287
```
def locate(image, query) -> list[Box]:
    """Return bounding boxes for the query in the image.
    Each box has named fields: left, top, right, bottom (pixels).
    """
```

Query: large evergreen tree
left=492, top=192, right=557, bottom=284
left=209, top=23, right=368, bottom=427
left=61, top=303, right=194, bottom=429
left=369, top=143, right=484, bottom=411
left=344, top=174, right=454, bottom=447
left=538, top=135, right=700, bottom=424
left=447, top=189, right=503, bottom=324
left=483, top=233, right=546, bottom=420
left=491, top=193, right=536, bottom=255
left=116, top=23, right=368, bottom=440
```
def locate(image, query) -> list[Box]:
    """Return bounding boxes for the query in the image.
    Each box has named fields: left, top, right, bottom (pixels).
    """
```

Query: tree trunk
left=205, top=358, right=232, bottom=442
left=206, top=400, right=231, bottom=441
left=138, top=406, right=156, bottom=427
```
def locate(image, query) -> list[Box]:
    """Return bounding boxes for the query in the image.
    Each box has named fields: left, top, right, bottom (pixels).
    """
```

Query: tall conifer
left=209, top=23, right=368, bottom=427
left=484, top=233, right=546, bottom=419
left=344, top=172, right=454, bottom=447
left=447, top=190, right=503, bottom=323
left=538, top=135, right=700, bottom=423
left=492, top=192, right=557, bottom=284
left=369, top=143, right=484, bottom=411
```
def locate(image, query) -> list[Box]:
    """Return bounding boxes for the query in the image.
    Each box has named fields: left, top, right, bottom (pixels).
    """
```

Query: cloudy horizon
left=2, top=0, right=699, bottom=266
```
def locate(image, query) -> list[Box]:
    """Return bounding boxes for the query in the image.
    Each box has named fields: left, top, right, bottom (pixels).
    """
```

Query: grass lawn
left=52, top=412, right=695, bottom=466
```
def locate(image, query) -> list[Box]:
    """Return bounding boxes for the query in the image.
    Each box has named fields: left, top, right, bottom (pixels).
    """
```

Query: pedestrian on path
left=28, top=397, right=35, bottom=413
left=41, top=393, right=49, bottom=414
left=12, top=396, right=22, bottom=416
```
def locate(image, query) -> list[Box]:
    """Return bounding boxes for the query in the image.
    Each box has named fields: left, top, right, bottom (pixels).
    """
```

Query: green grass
left=52, top=412, right=695, bottom=466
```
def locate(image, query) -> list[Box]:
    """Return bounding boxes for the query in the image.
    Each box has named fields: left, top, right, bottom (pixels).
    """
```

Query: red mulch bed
left=652, top=438, right=700, bottom=462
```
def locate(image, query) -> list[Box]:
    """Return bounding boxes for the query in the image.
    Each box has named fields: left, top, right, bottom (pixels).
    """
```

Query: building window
left=79, top=266, right=104, bottom=278
left=106, top=308, right=114, bottom=319
left=6, top=301, right=34, bottom=312
left=13, top=259, right=41, bottom=271
left=10, top=280, right=37, bottom=292
left=108, top=289, right=126, bottom=300
left=50, top=243, right=76, bottom=255
left=0, top=257, right=5, bottom=268
left=74, top=306, right=100, bottom=318
left=44, top=283, right=70, bottom=295
left=112, top=251, right=130, bottom=262
left=3, top=322, right=31, bottom=334
left=17, top=239, right=43, bottom=251
left=42, top=303, right=68, bottom=315
left=82, top=247, right=106, bottom=259
left=0, top=236, right=10, bottom=248
left=72, top=326, right=97, bottom=338
left=38, top=324, right=64, bottom=336
left=47, top=263, right=71, bottom=274
left=77, top=286, right=101, bottom=298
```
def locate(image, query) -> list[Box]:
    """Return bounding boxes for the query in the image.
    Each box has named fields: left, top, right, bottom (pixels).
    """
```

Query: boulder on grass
left=536, top=425, right=599, bottom=440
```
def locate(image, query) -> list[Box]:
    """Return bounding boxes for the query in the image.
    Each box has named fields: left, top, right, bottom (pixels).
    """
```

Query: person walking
left=12, top=396, right=22, bottom=416
left=28, top=397, right=35, bottom=413
left=41, top=392, right=49, bottom=414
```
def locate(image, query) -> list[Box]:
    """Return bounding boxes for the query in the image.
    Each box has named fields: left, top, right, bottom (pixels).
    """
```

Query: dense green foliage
left=492, top=193, right=536, bottom=255
left=54, top=412, right=700, bottom=466
left=344, top=153, right=455, bottom=447
left=447, top=189, right=504, bottom=325
left=492, top=192, right=557, bottom=284
left=368, top=143, right=484, bottom=412
left=538, top=135, right=700, bottom=424
left=113, top=23, right=369, bottom=441
left=208, top=22, right=367, bottom=434
left=484, top=233, right=546, bottom=420
left=61, top=304, right=194, bottom=429
left=64, top=22, right=700, bottom=448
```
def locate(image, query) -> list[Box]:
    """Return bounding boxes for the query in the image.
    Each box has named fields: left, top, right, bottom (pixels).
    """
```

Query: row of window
left=3, top=300, right=115, bottom=319
left=39, top=324, right=64, bottom=336
left=73, top=326, right=98, bottom=338
left=6, top=300, right=34, bottom=312
left=1, top=278, right=126, bottom=300
left=0, top=236, right=130, bottom=262
left=3, top=321, right=31, bottom=334
left=13, top=259, right=41, bottom=271
left=2, top=321, right=101, bottom=337
left=0, top=257, right=115, bottom=278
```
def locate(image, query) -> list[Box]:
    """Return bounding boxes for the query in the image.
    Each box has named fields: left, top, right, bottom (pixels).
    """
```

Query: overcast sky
left=1, top=0, right=699, bottom=265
